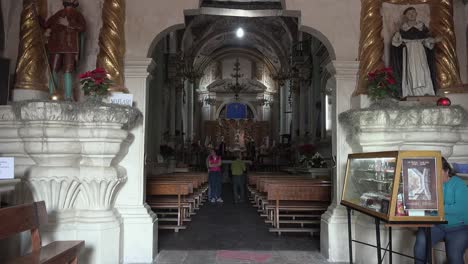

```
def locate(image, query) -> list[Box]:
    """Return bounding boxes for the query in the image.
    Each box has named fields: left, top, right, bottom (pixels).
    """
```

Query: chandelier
left=226, top=58, right=247, bottom=100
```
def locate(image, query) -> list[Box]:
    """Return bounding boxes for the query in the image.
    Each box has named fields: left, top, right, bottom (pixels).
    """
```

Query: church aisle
left=155, top=184, right=339, bottom=264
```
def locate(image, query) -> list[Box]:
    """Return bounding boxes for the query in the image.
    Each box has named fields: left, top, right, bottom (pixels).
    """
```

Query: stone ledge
left=340, top=101, right=467, bottom=132
left=1, top=100, right=142, bottom=130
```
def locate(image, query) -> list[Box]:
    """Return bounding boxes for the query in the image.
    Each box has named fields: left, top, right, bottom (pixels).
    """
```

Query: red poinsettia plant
left=79, top=68, right=112, bottom=97
left=298, top=144, right=316, bottom=157
left=367, top=67, right=399, bottom=101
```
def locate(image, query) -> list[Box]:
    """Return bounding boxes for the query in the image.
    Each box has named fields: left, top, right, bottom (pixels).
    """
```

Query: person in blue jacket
left=414, top=157, right=468, bottom=264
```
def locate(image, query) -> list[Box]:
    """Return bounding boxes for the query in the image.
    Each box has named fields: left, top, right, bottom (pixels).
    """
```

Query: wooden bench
left=146, top=172, right=210, bottom=232
left=0, top=201, right=84, bottom=264
left=148, top=175, right=208, bottom=212
left=266, top=182, right=331, bottom=235
left=146, top=181, right=193, bottom=232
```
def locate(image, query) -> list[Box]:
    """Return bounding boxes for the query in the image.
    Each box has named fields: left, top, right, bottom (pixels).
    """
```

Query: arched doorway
left=142, top=2, right=338, bottom=263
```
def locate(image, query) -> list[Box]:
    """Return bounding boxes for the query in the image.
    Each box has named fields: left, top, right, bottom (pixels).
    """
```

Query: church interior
left=0, top=0, right=467, bottom=264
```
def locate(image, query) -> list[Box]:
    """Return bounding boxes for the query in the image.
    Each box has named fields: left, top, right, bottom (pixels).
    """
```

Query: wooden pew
left=146, top=172, right=209, bottom=232
left=146, top=181, right=193, bottom=232
left=247, top=173, right=331, bottom=235
left=148, top=173, right=208, bottom=211
left=265, top=181, right=331, bottom=235
left=0, top=201, right=84, bottom=264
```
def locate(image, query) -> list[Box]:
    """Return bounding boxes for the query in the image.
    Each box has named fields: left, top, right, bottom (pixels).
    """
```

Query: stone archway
left=140, top=3, right=342, bottom=263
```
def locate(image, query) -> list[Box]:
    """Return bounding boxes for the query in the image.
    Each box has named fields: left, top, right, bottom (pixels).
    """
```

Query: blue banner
left=226, top=103, right=247, bottom=119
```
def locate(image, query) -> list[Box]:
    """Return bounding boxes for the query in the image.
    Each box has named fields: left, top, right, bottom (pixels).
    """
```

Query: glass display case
left=341, top=151, right=445, bottom=223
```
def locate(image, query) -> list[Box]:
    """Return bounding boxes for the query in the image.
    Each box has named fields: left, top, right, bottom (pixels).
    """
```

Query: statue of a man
left=390, top=7, right=441, bottom=98
left=45, top=0, right=86, bottom=100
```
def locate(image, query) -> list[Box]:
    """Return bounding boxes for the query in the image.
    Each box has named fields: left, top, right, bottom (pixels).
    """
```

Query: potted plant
left=367, top=67, right=399, bottom=101
left=79, top=68, right=112, bottom=100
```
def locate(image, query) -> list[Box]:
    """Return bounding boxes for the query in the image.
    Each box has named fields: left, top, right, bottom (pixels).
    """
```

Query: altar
left=204, top=119, right=270, bottom=152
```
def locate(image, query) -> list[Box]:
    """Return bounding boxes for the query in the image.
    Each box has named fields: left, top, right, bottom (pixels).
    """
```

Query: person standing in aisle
left=207, top=148, right=223, bottom=203
left=231, top=152, right=247, bottom=204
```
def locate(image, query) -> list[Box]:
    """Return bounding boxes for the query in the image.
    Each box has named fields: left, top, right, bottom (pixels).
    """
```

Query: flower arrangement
left=79, top=68, right=111, bottom=97
left=367, top=67, right=399, bottom=101
left=299, top=152, right=327, bottom=168
left=298, top=144, right=316, bottom=156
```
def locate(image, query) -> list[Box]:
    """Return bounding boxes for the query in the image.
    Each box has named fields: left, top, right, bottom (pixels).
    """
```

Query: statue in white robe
left=390, top=7, right=441, bottom=98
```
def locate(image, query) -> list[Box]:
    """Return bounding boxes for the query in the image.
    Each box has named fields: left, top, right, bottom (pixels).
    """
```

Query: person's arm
left=444, top=184, right=468, bottom=216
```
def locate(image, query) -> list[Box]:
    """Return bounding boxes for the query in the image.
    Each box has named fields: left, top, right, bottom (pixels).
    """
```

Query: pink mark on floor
left=216, top=250, right=272, bottom=263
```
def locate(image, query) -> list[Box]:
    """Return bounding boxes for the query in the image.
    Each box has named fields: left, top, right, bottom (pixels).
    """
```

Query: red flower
left=367, top=72, right=376, bottom=80
left=382, top=67, right=393, bottom=73
left=94, top=78, right=104, bottom=85
left=79, top=71, right=91, bottom=79
left=386, top=77, right=396, bottom=85
left=92, top=68, right=106, bottom=74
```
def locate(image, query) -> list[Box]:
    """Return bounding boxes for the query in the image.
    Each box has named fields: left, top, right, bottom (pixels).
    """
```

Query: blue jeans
left=232, top=174, right=246, bottom=202
left=414, top=225, right=468, bottom=264
left=208, top=171, right=222, bottom=200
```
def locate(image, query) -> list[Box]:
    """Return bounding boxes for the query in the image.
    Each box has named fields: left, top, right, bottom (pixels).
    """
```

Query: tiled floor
left=155, top=184, right=345, bottom=264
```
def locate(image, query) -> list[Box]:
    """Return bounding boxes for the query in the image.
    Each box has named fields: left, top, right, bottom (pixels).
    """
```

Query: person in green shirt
left=231, top=152, right=247, bottom=204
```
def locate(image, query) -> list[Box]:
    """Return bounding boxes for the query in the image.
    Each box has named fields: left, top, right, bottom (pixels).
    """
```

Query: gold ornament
left=97, top=0, right=128, bottom=93
left=430, top=0, right=461, bottom=91
left=14, top=0, right=48, bottom=92
left=357, top=0, right=462, bottom=95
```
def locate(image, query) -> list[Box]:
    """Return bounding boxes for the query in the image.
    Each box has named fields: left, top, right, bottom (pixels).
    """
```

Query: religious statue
left=390, top=7, right=441, bottom=98
left=44, top=0, right=86, bottom=100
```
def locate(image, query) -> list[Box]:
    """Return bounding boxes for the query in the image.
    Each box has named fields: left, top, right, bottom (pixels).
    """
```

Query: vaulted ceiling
left=182, top=15, right=297, bottom=74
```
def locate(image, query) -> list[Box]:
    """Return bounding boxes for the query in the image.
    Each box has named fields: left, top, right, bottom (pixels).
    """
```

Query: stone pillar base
left=320, top=204, right=353, bottom=262
left=40, top=210, right=122, bottom=264
left=116, top=204, right=158, bottom=264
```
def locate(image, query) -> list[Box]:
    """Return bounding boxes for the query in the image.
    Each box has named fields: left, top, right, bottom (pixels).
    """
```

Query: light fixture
left=236, top=27, right=244, bottom=38
left=226, top=58, right=247, bottom=100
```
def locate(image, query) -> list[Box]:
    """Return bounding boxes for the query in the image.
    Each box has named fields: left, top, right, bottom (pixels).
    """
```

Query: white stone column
left=169, top=83, right=176, bottom=139
left=263, top=94, right=272, bottom=122
left=280, top=84, right=288, bottom=136
left=175, top=85, right=183, bottom=138
left=1, top=100, right=142, bottom=264
left=186, top=80, right=195, bottom=141
left=299, top=82, right=307, bottom=136
left=256, top=94, right=264, bottom=121
left=320, top=61, right=359, bottom=262
left=117, top=58, right=157, bottom=264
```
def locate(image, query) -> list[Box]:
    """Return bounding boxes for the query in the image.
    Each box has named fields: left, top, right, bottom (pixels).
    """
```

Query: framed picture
left=401, top=157, right=438, bottom=210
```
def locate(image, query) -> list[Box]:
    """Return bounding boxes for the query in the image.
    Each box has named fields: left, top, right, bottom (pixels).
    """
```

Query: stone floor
left=155, top=184, right=345, bottom=264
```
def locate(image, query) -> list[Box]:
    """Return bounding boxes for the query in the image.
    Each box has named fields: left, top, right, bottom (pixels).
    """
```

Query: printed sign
left=402, top=158, right=438, bottom=210
left=0, top=157, right=14, bottom=179
left=109, top=93, right=133, bottom=106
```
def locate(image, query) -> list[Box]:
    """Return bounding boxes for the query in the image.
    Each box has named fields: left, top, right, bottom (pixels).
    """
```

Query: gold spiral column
left=429, top=0, right=461, bottom=92
left=14, top=0, right=48, bottom=92
left=356, top=0, right=385, bottom=95
left=96, top=0, right=127, bottom=93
